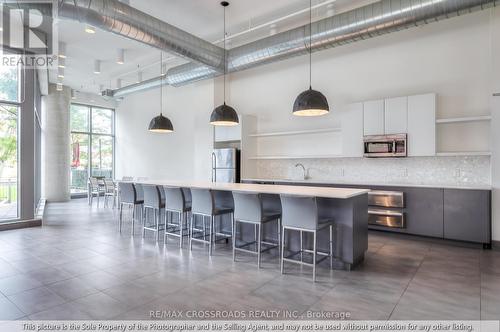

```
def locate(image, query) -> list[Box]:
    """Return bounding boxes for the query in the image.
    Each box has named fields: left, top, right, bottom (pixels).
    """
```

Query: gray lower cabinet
left=404, top=187, right=444, bottom=238
left=241, top=180, right=492, bottom=245
left=443, top=189, right=491, bottom=244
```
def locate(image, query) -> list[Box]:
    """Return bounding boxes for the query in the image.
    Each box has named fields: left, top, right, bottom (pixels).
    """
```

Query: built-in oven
left=364, top=134, right=407, bottom=158
left=368, top=190, right=405, bottom=228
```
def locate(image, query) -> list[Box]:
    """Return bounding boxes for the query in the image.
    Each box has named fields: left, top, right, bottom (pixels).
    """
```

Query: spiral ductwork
left=56, top=0, right=225, bottom=71
left=113, top=0, right=497, bottom=96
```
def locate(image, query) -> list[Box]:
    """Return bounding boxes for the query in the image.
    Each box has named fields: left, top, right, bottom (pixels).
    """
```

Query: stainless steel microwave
left=363, top=133, right=407, bottom=158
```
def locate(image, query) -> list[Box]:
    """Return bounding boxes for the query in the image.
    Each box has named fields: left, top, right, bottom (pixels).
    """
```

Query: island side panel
left=319, top=193, right=368, bottom=268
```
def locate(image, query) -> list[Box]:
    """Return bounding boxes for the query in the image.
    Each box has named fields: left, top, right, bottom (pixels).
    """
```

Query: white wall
left=115, top=80, right=214, bottom=181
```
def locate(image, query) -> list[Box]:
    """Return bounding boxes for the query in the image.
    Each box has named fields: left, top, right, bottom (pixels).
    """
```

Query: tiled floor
left=0, top=198, right=499, bottom=321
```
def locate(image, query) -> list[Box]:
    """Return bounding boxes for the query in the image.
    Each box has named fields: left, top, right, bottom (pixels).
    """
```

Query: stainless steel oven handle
left=368, top=208, right=404, bottom=217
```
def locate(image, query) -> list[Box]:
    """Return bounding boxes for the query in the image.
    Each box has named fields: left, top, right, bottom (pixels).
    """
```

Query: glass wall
left=70, top=104, right=114, bottom=195
left=0, top=61, right=20, bottom=221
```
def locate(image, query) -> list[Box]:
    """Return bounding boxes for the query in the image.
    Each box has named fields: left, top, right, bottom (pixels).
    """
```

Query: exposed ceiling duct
left=56, top=0, right=225, bottom=71
left=113, top=0, right=498, bottom=98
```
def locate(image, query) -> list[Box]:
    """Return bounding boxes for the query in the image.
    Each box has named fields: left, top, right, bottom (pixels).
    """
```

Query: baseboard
left=0, top=218, right=42, bottom=232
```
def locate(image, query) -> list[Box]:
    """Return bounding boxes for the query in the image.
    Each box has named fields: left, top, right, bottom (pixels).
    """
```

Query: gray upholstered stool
left=189, top=188, right=234, bottom=256
left=118, top=182, right=144, bottom=235
left=142, top=185, right=165, bottom=241
left=232, top=191, right=281, bottom=268
left=164, top=187, right=192, bottom=247
left=280, top=195, right=335, bottom=282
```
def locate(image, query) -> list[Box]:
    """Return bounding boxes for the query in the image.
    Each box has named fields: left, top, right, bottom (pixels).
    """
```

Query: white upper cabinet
left=363, top=99, right=385, bottom=136
left=341, top=102, right=364, bottom=157
left=407, top=93, right=436, bottom=156
left=384, top=96, right=408, bottom=134
left=214, top=123, right=242, bottom=142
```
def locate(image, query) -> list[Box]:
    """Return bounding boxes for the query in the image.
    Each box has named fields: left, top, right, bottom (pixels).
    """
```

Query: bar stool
left=142, top=185, right=165, bottom=241
left=232, top=191, right=281, bottom=268
left=189, top=188, right=234, bottom=256
left=118, top=182, right=144, bottom=235
left=164, top=187, right=191, bottom=247
left=280, top=195, right=335, bottom=282
left=103, top=178, right=117, bottom=208
left=88, top=177, right=103, bottom=207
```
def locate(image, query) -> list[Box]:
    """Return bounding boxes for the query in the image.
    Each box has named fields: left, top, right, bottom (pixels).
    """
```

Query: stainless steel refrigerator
left=212, top=148, right=240, bottom=183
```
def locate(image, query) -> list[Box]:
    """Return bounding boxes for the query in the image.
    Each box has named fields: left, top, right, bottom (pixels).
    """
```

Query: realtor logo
left=2, top=0, right=54, bottom=54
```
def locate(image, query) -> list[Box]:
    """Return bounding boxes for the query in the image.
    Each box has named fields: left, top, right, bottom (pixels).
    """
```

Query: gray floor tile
left=46, top=277, right=100, bottom=301
left=7, top=286, right=66, bottom=315
left=0, top=297, right=25, bottom=320
left=0, top=275, right=43, bottom=296
left=72, top=292, right=130, bottom=319
left=23, top=266, right=73, bottom=285
left=28, top=301, right=95, bottom=320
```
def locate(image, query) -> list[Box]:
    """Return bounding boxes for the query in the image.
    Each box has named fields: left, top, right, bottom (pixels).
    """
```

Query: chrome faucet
left=295, top=163, right=309, bottom=180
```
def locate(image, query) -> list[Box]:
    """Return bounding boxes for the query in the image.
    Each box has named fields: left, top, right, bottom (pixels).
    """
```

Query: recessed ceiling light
left=85, top=25, right=96, bottom=34
left=58, top=58, right=66, bottom=68
left=117, top=48, right=125, bottom=64
left=58, top=41, right=67, bottom=58
left=94, top=60, right=101, bottom=74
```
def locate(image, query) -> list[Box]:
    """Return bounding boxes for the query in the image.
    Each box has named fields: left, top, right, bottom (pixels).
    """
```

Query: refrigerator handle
left=211, top=152, right=216, bottom=182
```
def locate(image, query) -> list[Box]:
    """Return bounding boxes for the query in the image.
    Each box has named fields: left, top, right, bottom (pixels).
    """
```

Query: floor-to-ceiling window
left=70, top=104, right=114, bottom=196
left=0, top=61, right=20, bottom=221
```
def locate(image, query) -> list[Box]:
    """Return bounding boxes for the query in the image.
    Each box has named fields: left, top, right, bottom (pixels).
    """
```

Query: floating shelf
left=248, top=154, right=343, bottom=160
left=248, top=128, right=341, bottom=137
left=436, top=115, right=491, bottom=124
left=436, top=151, right=492, bottom=157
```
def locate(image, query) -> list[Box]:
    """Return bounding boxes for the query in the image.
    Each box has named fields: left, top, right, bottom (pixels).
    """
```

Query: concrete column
left=41, top=84, right=71, bottom=202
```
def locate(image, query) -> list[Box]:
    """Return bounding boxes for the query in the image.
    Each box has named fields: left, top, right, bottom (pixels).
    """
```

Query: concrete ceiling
left=53, top=0, right=375, bottom=95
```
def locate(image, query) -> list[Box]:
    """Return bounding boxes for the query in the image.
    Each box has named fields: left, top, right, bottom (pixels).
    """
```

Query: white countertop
left=242, top=178, right=492, bottom=191
left=135, top=180, right=370, bottom=199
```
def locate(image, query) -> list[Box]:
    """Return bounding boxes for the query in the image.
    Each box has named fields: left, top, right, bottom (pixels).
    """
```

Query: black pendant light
left=210, top=1, right=239, bottom=126
left=149, top=52, right=174, bottom=133
left=292, top=0, right=329, bottom=117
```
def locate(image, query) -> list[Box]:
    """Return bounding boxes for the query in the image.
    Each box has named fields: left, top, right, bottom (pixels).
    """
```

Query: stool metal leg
left=209, top=216, right=213, bottom=256
left=313, top=230, right=317, bottom=282
left=119, top=203, right=123, bottom=233
left=257, top=223, right=262, bottom=269
left=131, top=205, right=136, bottom=236
left=280, top=226, right=285, bottom=274
left=232, top=219, right=237, bottom=262
left=189, top=214, right=194, bottom=251
left=329, top=225, right=333, bottom=269
left=179, top=212, right=184, bottom=248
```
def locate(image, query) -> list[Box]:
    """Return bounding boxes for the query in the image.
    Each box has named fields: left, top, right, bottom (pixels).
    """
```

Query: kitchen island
left=136, top=180, right=370, bottom=270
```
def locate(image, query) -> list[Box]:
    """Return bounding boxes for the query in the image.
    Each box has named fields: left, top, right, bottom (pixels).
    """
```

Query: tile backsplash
left=255, top=156, right=491, bottom=187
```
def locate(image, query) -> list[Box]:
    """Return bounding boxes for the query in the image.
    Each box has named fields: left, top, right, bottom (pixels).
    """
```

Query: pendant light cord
left=223, top=3, right=227, bottom=104
left=309, top=0, right=312, bottom=89
left=160, top=52, right=163, bottom=116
